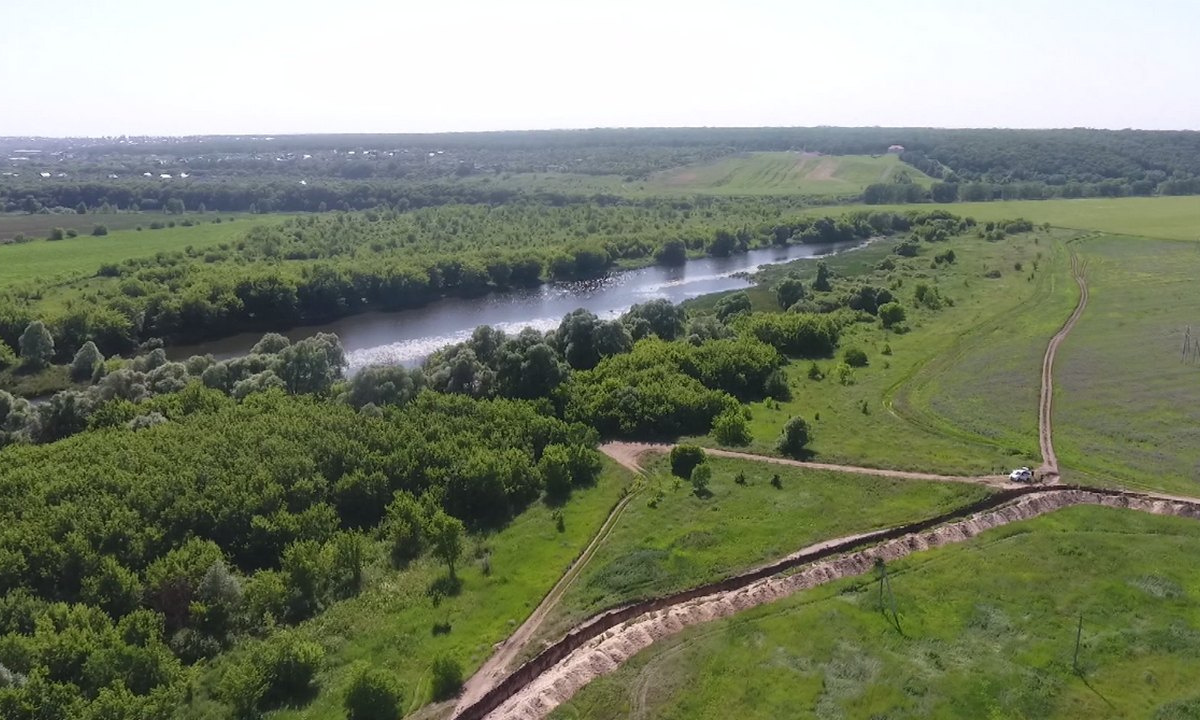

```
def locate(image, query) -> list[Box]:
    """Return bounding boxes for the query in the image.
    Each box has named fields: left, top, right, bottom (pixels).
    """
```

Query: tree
left=775, top=277, right=806, bottom=309
left=813, top=261, right=832, bottom=292
left=878, top=302, right=906, bottom=329
left=538, top=444, right=573, bottom=500
left=425, top=510, right=464, bottom=579
left=714, top=291, right=752, bottom=322
left=669, top=444, right=706, bottom=479
left=711, top=409, right=751, bottom=446
left=430, top=656, right=463, bottom=701
left=18, top=320, right=54, bottom=369
left=344, top=664, right=403, bottom=720
left=251, top=332, right=291, bottom=355
left=164, top=198, right=185, bottom=215
left=274, top=333, right=346, bottom=395
left=777, top=416, right=811, bottom=458
left=843, top=347, right=869, bottom=367
left=384, top=492, right=425, bottom=566
left=0, top=340, right=16, bottom=371
left=690, top=463, right=712, bottom=495
left=655, top=238, right=687, bottom=265
left=91, top=224, right=109, bottom=236
left=930, top=182, right=959, bottom=203
left=70, top=341, right=104, bottom=382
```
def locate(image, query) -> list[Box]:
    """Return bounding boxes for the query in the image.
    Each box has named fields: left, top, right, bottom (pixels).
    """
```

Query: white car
left=1009, top=467, right=1034, bottom=483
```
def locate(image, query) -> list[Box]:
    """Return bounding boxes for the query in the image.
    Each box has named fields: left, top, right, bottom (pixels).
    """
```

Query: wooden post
left=1072, top=612, right=1083, bottom=674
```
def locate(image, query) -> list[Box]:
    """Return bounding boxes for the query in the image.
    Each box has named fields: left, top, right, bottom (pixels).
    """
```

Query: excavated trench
left=455, top=486, right=1200, bottom=720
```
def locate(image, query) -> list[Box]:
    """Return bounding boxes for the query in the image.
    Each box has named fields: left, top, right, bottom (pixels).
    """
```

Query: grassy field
left=0, top=214, right=279, bottom=286
left=552, top=505, right=1200, bottom=720
left=825, top=196, right=1200, bottom=241
left=1052, top=234, right=1200, bottom=495
left=531, top=455, right=989, bottom=650
left=185, top=462, right=632, bottom=720
left=646, top=153, right=933, bottom=197
left=693, top=228, right=1072, bottom=475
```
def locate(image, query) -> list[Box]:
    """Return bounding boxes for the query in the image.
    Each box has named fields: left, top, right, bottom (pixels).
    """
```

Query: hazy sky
left=3, top=0, right=1199, bottom=136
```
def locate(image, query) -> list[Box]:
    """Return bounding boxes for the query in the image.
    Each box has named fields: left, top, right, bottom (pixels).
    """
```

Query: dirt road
left=1038, top=251, right=1088, bottom=479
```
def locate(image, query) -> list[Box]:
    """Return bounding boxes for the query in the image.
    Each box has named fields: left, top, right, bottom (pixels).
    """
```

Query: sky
left=3, top=0, right=1200, bottom=136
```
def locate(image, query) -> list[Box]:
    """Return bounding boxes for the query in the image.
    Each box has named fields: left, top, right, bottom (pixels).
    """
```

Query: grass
left=531, top=455, right=990, bottom=650
left=698, top=229, right=1073, bottom=475
left=552, top=504, right=1200, bottom=720
left=1052, top=234, right=1200, bottom=495
left=0, top=214, right=275, bottom=286
left=646, top=153, right=934, bottom=197
left=0, top=363, right=76, bottom=397
left=184, top=461, right=632, bottom=720
left=822, top=196, right=1200, bottom=242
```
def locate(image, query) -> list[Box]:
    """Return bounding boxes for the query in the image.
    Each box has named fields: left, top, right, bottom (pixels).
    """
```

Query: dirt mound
left=479, top=490, right=1200, bottom=719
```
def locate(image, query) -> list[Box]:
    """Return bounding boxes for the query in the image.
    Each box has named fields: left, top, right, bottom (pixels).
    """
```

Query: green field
left=552, top=505, right=1200, bottom=720
left=1052, top=234, right=1200, bottom=494
left=644, top=153, right=932, bottom=197
left=693, top=228, right=1070, bottom=475
left=826, top=196, right=1200, bottom=241
left=530, top=456, right=989, bottom=651
left=187, top=461, right=632, bottom=720
left=0, top=215, right=272, bottom=285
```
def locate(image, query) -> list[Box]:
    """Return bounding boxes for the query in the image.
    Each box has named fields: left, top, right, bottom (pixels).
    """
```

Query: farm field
left=646, top=153, right=933, bottom=197
left=550, top=505, right=1200, bottom=720
left=826, top=196, right=1200, bottom=241
left=695, top=228, right=1071, bottom=475
left=1053, top=234, right=1200, bottom=495
left=0, top=214, right=271, bottom=285
left=186, top=461, right=633, bottom=720
left=530, top=455, right=990, bottom=652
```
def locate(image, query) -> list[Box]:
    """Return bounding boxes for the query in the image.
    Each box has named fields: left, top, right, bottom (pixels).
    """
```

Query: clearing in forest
left=646, top=153, right=934, bottom=196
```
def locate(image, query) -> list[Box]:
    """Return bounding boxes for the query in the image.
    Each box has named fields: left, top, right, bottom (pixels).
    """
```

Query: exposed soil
left=804, top=156, right=838, bottom=181
left=479, top=490, right=1200, bottom=719
left=1038, top=251, right=1088, bottom=480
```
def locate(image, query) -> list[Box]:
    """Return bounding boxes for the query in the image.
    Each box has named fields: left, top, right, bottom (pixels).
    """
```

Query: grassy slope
left=552, top=505, right=1200, bottom=720
left=646, top=153, right=933, bottom=196
left=822, top=196, right=1200, bottom=241
left=1053, top=234, right=1200, bottom=495
left=695, top=229, right=1069, bottom=475
left=531, top=456, right=989, bottom=651
left=185, top=462, right=632, bottom=720
left=0, top=215, right=272, bottom=286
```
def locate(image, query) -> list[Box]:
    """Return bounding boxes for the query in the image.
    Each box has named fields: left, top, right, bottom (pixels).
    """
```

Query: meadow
left=551, top=504, right=1200, bottom=720
left=691, top=227, right=1069, bottom=475
left=530, top=455, right=990, bottom=651
left=1052, top=234, right=1200, bottom=495
left=185, top=461, right=633, bottom=720
left=645, top=153, right=932, bottom=197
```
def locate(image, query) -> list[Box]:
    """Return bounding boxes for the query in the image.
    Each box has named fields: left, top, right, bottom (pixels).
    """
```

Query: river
left=168, top=240, right=868, bottom=372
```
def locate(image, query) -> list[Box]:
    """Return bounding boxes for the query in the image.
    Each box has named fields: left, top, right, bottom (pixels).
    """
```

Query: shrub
left=878, top=303, right=906, bottom=329
left=835, top=362, right=855, bottom=385
left=764, top=368, right=790, bottom=400
left=343, top=664, right=403, bottom=720
left=48, top=227, right=66, bottom=241
left=66, top=228, right=79, bottom=238
left=690, top=463, right=712, bottom=495
left=711, top=410, right=751, bottom=446
left=92, top=224, right=109, bottom=236
left=669, top=444, right=706, bottom=479
left=807, top=362, right=823, bottom=380
left=843, top=347, right=868, bottom=367
left=430, top=656, right=463, bottom=701
left=776, top=416, right=811, bottom=458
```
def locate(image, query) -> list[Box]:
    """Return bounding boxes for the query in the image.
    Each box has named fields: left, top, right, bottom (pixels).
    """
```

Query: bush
left=764, top=368, right=790, bottom=400
left=843, top=347, right=868, bottom=367
left=807, top=362, right=823, bottom=380
left=66, top=228, right=79, bottom=238
left=344, top=664, right=403, bottom=720
left=430, top=656, right=463, bottom=701
left=48, top=227, right=65, bottom=241
left=711, top=410, right=751, bottom=446
left=220, top=633, right=324, bottom=717
left=92, top=224, right=109, bottom=236
left=669, top=444, right=706, bottom=479
left=878, top=303, right=906, bottom=329
left=690, top=463, right=712, bottom=495
left=776, top=416, right=811, bottom=458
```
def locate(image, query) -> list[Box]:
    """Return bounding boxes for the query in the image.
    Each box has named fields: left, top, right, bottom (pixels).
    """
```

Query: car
left=1009, top=466, right=1034, bottom=483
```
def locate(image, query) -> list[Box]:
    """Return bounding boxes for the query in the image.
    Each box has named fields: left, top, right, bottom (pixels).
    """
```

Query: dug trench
left=455, top=485, right=1200, bottom=720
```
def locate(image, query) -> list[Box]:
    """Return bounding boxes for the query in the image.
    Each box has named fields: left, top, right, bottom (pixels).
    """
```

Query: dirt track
left=1038, top=251, right=1088, bottom=479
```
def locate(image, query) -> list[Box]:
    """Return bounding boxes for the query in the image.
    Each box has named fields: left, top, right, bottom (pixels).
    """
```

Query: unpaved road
left=1038, top=251, right=1088, bottom=479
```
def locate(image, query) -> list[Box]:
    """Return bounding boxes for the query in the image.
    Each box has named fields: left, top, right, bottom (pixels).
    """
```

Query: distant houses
left=887, top=144, right=905, bottom=154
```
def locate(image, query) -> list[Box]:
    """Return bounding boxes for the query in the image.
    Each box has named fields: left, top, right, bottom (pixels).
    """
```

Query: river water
left=168, top=240, right=868, bottom=372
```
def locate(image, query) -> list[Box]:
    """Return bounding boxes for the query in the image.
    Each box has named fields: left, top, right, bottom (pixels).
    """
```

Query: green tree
left=18, top=320, right=55, bottom=369
left=711, top=410, right=751, bottom=446
left=878, top=302, right=906, bottom=329
left=430, top=656, right=463, bottom=701
left=669, top=444, right=706, bottom=479
left=425, top=510, right=464, bottom=579
left=70, top=341, right=104, bottom=382
left=0, top=340, right=16, bottom=370
left=343, top=663, right=403, bottom=720
left=843, top=347, right=869, bottom=367
left=774, top=277, right=806, bottom=309
left=777, top=416, right=811, bottom=458
left=384, top=492, right=425, bottom=566
left=655, top=238, right=687, bottom=265
left=164, top=198, right=186, bottom=215
left=813, top=261, right=832, bottom=292
left=91, top=224, right=109, bottom=236
left=714, top=291, right=752, bottom=321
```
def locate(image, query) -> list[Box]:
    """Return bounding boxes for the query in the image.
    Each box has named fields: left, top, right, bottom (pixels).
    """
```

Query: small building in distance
left=887, top=144, right=905, bottom=154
